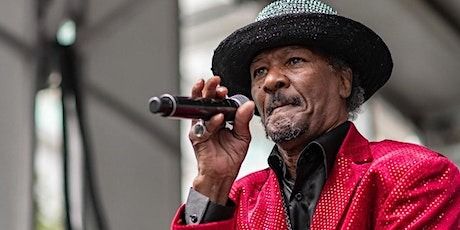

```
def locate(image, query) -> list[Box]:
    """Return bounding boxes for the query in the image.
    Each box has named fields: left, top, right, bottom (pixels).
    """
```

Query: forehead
left=251, top=45, right=317, bottom=63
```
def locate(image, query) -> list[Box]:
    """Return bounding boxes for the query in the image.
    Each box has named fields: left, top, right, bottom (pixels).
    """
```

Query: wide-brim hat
left=211, top=0, right=393, bottom=114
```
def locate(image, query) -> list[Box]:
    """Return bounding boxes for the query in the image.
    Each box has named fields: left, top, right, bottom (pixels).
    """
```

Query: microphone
left=149, top=94, right=249, bottom=121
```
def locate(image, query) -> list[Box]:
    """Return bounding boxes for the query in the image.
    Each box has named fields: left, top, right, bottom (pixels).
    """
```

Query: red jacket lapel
left=311, top=123, right=372, bottom=229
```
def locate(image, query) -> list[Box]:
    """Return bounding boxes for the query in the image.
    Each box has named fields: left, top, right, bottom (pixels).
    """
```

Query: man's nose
left=263, top=68, right=290, bottom=93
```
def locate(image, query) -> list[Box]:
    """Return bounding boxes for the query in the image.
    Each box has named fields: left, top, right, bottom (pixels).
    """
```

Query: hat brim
left=211, top=13, right=393, bottom=115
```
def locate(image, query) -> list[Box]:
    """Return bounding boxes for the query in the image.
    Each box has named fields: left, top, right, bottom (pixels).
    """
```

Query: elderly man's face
left=250, top=46, right=352, bottom=144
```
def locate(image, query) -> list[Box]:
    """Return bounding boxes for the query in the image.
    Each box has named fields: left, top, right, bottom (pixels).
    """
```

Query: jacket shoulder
left=366, top=140, right=457, bottom=184
left=369, top=140, right=442, bottom=163
left=365, top=141, right=460, bottom=228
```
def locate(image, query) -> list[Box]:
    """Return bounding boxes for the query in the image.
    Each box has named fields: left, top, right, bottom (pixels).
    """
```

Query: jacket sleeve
left=170, top=205, right=236, bottom=230
left=376, top=155, right=460, bottom=229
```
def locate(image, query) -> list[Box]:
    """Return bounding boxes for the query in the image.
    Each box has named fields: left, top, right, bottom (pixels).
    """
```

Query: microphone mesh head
left=230, top=94, right=250, bottom=106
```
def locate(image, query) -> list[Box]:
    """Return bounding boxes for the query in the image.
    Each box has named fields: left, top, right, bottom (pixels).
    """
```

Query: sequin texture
left=256, top=0, right=337, bottom=22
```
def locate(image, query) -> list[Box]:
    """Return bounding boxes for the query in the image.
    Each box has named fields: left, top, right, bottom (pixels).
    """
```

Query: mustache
left=265, top=93, right=302, bottom=116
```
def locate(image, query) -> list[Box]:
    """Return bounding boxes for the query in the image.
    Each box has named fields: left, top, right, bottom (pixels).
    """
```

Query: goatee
left=264, top=123, right=304, bottom=143
left=261, top=93, right=307, bottom=143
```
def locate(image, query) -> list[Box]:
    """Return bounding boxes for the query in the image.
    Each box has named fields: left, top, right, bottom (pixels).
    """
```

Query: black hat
left=211, top=0, right=393, bottom=107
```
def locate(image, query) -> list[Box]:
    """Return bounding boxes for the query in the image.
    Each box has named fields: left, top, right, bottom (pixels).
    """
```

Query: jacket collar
left=339, top=122, right=373, bottom=164
left=312, top=122, right=373, bottom=229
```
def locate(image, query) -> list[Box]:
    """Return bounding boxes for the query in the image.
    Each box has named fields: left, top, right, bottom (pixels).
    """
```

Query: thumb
left=232, top=101, right=255, bottom=141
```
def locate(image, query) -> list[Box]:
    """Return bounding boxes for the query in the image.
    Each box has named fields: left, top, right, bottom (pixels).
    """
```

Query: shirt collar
left=268, top=121, right=350, bottom=179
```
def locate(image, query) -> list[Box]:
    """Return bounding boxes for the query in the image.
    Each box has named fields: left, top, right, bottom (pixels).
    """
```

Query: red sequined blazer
left=172, top=123, right=460, bottom=229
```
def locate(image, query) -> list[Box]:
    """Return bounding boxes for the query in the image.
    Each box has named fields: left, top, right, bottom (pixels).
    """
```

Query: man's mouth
left=265, top=94, right=302, bottom=117
left=267, top=104, right=289, bottom=116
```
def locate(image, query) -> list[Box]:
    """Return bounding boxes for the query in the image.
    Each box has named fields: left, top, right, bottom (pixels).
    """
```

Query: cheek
left=308, top=78, right=344, bottom=114
left=251, top=83, right=265, bottom=113
left=293, top=77, right=323, bottom=102
left=294, top=72, right=340, bottom=109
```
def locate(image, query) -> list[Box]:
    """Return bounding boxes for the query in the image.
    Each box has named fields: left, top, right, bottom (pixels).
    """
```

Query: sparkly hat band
left=256, top=0, right=337, bottom=22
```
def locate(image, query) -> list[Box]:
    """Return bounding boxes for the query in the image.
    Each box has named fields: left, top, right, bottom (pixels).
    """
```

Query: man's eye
left=253, top=68, right=268, bottom=79
left=287, top=57, right=305, bottom=65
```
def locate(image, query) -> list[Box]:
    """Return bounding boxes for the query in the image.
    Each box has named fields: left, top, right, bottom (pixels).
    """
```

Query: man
left=171, top=0, right=460, bottom=229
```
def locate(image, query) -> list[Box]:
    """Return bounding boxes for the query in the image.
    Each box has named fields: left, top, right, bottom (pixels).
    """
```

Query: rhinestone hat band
left=255, top=0, right=338, bottom=22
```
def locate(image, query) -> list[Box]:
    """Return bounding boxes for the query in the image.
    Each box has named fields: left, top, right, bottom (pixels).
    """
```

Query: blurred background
left=0, top=0, right=459, bottom=229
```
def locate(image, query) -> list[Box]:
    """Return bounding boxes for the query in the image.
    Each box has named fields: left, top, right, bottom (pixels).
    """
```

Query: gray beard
left=261, top=92, right=306, bottom=143
left=261, top=119, right=306, bottom=143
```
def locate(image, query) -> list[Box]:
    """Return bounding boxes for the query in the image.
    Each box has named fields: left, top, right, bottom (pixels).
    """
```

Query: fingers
left=189, top=76, right=235, bottom=141
left=202, top=76, right=220, bottom=98
left=191, top=79, right=205, bottom=98
left=205, top=114, right=225, bottom=134
left=192, top=76, right=228, bottom=99
left=232, top=101, right=255, bottom=141
left=190, top=100, right=254, bottom=143
left=189, top=113, right=225, bottom=143
left=216, top=86, right=228, bottom=99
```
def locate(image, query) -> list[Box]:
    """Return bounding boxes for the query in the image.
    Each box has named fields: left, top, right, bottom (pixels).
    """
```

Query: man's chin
left=266, top=127, right=303, bottom=143
left=264, top=111, right=290, bottom=126
left=264, top=118, right=305, bottom=143
left=264, top=110, right=297, bottom=128
left=261, top=108, right=308, bottom=143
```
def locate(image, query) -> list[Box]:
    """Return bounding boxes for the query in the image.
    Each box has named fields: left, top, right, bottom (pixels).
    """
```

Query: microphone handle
left=150, top=94, right=238, bottom=121
left=173, top=96, right=238, bottom=120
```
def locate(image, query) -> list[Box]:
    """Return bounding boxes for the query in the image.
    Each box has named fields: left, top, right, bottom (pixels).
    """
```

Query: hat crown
left=256, top=0, right=337, bottom=21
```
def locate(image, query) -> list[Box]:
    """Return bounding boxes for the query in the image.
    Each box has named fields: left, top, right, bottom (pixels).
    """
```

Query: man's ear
left=338, top=68, right=352, bottom=99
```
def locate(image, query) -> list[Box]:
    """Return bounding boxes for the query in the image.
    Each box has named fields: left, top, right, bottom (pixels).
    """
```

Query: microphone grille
left=230, top=94, right=250, bottom=106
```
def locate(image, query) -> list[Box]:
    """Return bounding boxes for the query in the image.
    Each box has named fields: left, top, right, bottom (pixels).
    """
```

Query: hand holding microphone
left=149, top=76, right=254, bottom=205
